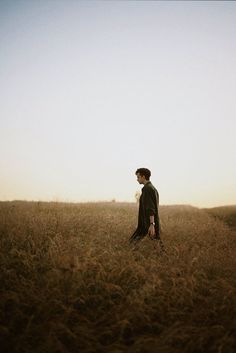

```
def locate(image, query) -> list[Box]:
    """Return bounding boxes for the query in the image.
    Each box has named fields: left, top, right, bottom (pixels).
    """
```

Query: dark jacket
left=130, top=181, right=160, bottom=242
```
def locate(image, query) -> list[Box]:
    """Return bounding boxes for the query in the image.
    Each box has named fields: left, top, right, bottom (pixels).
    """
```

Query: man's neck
left=143, top=180, right=151, bottom=185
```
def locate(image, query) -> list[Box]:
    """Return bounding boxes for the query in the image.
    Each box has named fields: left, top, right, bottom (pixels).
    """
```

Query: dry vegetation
left=202, top=205, right=236, bottom=230
left=0, top=201, right=236, bottom=353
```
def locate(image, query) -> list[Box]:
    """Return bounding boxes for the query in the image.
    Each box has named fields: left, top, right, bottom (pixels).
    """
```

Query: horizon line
left=0, top=199, right=235, bottom=209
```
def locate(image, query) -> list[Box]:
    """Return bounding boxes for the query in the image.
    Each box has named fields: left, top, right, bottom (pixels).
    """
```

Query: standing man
left=129, top=168, right=165, bottom=251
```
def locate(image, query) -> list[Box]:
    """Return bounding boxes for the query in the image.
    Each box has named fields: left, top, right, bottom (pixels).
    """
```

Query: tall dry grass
left=0, top=201, right=235, bottom=353
left=203, top=205, right=236, bottom=230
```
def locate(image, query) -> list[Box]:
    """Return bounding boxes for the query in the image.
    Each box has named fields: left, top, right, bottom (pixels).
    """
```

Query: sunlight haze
left=0, top=0, right=235, bottom=207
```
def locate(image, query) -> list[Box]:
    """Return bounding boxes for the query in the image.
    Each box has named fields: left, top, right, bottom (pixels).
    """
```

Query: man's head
left=135, top=168, right=151, bottom=184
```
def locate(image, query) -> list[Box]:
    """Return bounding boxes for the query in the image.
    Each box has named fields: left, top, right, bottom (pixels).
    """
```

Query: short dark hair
left=135, top=168, right=151, bottom=180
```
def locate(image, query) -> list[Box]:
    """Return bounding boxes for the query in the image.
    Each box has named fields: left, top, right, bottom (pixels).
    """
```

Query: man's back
left=141, top=181, right=159, bottom=209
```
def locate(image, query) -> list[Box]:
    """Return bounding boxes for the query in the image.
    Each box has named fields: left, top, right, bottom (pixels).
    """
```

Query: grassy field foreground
left=0, top=201, right=236, bottom=353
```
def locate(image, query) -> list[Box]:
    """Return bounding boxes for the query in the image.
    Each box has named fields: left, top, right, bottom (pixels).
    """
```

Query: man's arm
left=150, top=214, right=155, bottom=225
left=143, top=187, right=157, bottom=237
left=144, top=188, right=156, bottom=222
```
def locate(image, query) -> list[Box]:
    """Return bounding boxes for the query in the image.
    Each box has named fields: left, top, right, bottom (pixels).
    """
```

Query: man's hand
left=148, top=224, right=156, bottom=238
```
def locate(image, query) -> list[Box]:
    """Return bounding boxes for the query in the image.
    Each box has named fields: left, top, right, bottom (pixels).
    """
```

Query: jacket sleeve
left=143, top=187, right=156, bottom=217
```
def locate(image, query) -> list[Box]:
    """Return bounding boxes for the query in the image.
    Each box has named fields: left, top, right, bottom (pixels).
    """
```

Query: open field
left=202, top=205, right=236, bottom=230
left=0, top=201, right=236, bottom=353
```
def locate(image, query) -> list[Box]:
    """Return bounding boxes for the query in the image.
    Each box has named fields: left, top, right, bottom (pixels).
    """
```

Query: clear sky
left=0, top=0, right=235, bottom=207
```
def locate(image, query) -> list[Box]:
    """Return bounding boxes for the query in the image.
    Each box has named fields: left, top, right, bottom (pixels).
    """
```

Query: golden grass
left=0, top=201, right=235, bottom=353
left=202, top=205, right=236, bottom=230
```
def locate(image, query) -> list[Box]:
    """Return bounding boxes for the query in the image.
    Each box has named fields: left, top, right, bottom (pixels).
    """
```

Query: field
left=202, top=205, right=236, bottom=230
left=0, top=201, right=236, bottom=353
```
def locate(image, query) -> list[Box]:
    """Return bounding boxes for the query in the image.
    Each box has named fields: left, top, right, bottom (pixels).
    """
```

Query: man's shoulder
left=144, top=183, right=159, bottom=195
left=145, top=181, right=156, bottom=189
left=143, top=182, right=156, bottom=192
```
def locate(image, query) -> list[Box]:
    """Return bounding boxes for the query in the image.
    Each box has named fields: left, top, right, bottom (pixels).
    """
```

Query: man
left=129, top=168, right=165, bottom=251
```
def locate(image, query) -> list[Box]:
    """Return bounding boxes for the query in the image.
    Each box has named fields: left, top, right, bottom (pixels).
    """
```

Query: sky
left=0, top=0, right=235, bottom=207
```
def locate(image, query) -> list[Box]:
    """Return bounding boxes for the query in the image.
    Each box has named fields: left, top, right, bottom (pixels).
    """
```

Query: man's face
left=136, top=173, right=146, bottom=184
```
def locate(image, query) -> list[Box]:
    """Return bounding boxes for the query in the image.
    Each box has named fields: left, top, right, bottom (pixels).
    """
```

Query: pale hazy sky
left=0, top=0, right=236, bottom=207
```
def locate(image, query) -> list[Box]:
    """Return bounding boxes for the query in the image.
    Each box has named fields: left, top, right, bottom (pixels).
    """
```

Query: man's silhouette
left=129, top=168, right=165, bottom=252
